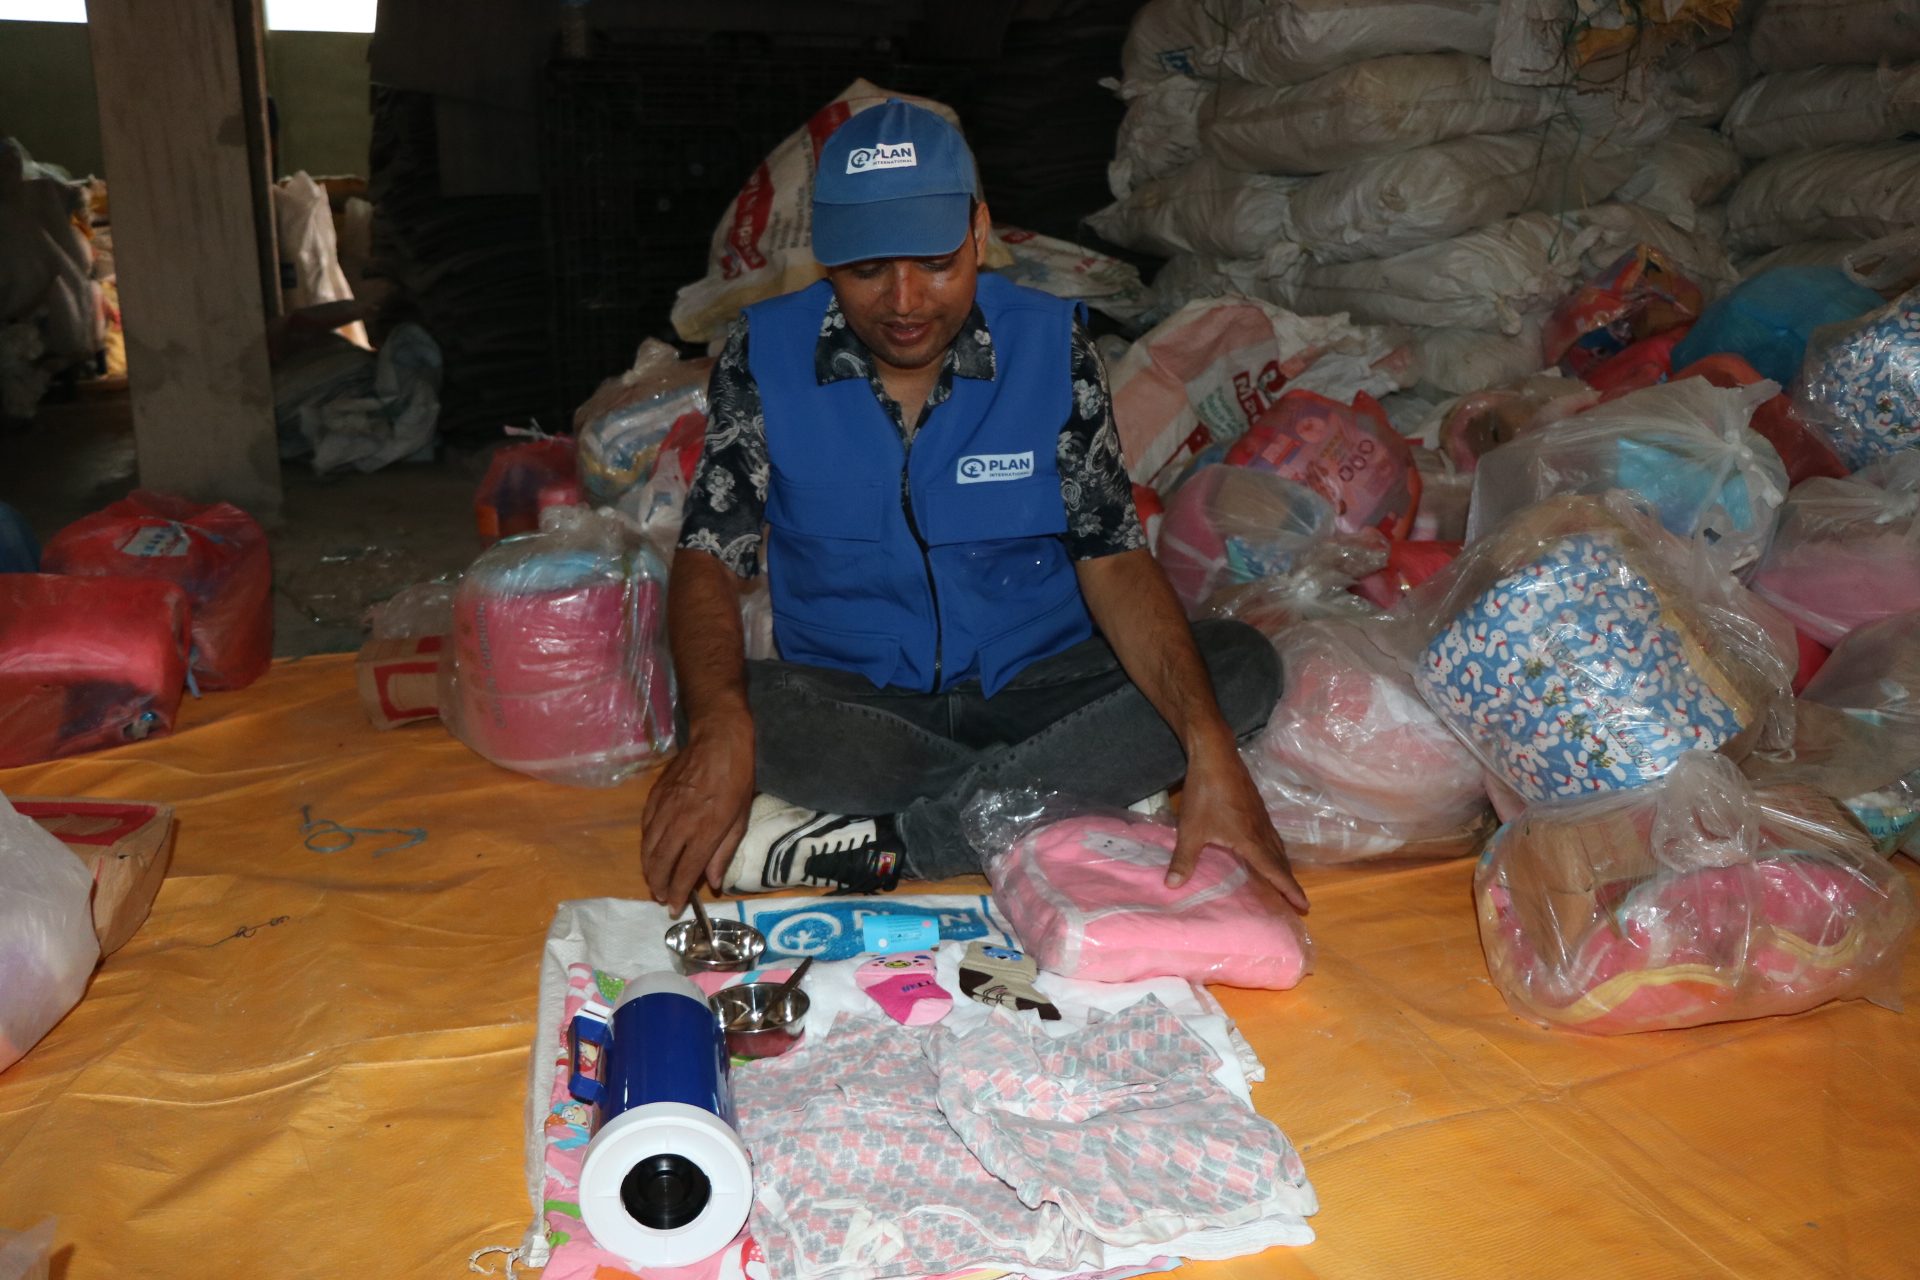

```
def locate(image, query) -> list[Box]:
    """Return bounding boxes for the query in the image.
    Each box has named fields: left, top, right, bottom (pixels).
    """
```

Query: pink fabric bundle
left=986, top=812, right=1311, bottom=989
left=1746, top=455, right=1920, bottom=647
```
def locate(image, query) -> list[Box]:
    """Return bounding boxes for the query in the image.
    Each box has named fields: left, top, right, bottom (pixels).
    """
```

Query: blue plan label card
left=860, top=914, right=941, bottom=955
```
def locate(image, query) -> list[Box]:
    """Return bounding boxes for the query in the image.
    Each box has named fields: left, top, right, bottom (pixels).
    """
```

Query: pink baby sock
left=855, top=952, right=952, bottom=1026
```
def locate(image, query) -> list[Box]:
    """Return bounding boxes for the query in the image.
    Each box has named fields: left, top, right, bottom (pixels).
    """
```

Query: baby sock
left=855, top=953, right=952, bottom=1026
left=958, top=942, right=1061, bottom=1021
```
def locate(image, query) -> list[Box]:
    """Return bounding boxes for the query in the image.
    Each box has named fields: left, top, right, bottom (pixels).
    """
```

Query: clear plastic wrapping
left=961, top=790, right=1311, bottom=989
left=1403, top=493, right=1794, bottom=805
left=1745, top=453, right=1920, bottom=647
left=1465, top=377, right=1790, bottom=571
left=1743, top=700, right=1920, bottom=856
left=0, top=791, right=99, bottom=1072
left=1798, top=610, right=1920, bottom=854
left=1155, top=465, right=1337, bottom=613
left=1200, top=535, right=1389, bottom=640
left=1439, top=373, right=1599, bottom=472
left=571, top=339, right=713, bottom=507
left=1244, top=619, right=1493, bottom=864
left=1793, top=284, right=1920, bottom=472
left=1475, top=751, right=1914, bottom=1034
left=1223, top=390, right=1420, bottom=539
left=441, top=508, right=675, bottom=788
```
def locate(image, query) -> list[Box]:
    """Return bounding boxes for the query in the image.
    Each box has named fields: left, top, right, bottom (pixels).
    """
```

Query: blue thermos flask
left=569, top=971, right=753, bottom=1266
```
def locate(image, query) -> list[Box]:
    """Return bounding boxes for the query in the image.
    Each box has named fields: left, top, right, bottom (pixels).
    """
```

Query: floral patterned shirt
left=678, top=293, right=1144, bottom=578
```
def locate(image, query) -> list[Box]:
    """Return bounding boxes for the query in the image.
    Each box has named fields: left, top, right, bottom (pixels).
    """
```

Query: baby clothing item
left=857, top=952, right=953, bottom=1026
left=1408, top=495, right=1785, bottom=803
left=1474, top=752, right=1915, bottom=1034
left=979, top=806, right=1311, bottom=989
left=957, top=941, right=1061, bottom=1021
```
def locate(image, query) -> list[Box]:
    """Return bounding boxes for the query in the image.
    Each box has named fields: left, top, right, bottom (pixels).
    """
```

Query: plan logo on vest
left=956, top=452, right=1034, bottom=484
left=846, top=141, right=918, bottom=174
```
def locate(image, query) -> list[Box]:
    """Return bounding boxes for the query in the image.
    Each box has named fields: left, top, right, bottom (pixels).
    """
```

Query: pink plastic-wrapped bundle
left=441, top=508, right=675, bottom=787
left=1155, top=465, right=1335, bottom=612
left=1245, top=620, right=1492, bottom=864
left=1476, top=751, right=1914, bottom=1034
left=1745, top=453, right=1920, bottom=647
left=964, top=792, right=1311, bottom=989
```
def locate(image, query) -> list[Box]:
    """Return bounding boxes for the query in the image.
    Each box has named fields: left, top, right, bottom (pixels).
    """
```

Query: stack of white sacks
left=1093, top=0, right=1756, bottom=400
left=1720, top=0, right=1920, bottom=279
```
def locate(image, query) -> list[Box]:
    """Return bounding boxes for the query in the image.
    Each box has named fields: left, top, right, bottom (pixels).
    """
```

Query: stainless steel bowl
left=664, top=919, right=767, bottom=974
left=710, top=982, right=809, bottom=1059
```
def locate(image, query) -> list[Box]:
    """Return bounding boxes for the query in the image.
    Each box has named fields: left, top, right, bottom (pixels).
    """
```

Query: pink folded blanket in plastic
left=987, top=813, right=1311, bottom=989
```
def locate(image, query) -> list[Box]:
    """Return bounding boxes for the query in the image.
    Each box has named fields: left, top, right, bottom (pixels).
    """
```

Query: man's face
left=825, top=202, right=990, bottom=376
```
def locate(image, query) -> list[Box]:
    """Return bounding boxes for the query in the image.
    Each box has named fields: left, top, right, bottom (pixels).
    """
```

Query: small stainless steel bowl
left=664, top=919, right=767, bottom=974
left=710, top=982, right=810, bottom=1059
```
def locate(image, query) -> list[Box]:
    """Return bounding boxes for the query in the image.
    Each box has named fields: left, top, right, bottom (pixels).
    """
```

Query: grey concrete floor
left=3, top=383, right=489, bottom=656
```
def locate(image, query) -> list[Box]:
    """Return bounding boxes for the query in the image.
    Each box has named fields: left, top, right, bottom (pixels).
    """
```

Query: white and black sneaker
left=724, top=795, right=905, bottom=896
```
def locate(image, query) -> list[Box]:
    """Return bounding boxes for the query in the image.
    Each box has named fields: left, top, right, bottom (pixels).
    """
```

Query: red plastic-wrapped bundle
left=41, top=490, right=272, bottom=690
left=1224, top=389, right=1420, bottom=539
left=475, top=437, right=576, bottom=545
left=1583, top=326, right=1690, bottom=396
left=1350, top=539, right=1460, bottom=611
left=0, top=574, right=190, bottom=767
left=1543, top=245, right=1702, bottom=377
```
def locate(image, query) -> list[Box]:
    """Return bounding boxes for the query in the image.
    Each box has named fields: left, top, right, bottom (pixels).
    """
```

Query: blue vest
left=747, top=274, right=1093, bottom=695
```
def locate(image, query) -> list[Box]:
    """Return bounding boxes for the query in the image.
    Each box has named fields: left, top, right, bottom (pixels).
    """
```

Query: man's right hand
left=640, top=710, right=756, bottom=912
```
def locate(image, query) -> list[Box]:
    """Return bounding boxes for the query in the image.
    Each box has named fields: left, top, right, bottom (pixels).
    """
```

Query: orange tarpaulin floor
left=2, top=654, right=1917, bottom=1278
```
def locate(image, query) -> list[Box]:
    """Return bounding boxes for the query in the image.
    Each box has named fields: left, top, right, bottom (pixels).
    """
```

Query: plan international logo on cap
left=846, top=141, right=918, bottom=174
left=956, top=452, right=1034, bottom=484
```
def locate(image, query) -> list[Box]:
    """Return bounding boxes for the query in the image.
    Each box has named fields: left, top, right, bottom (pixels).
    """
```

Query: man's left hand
left=1168, top=734, right=1309, bottom=913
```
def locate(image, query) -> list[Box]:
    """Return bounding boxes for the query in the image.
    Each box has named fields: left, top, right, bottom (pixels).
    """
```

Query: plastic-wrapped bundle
left=1199, top=534, right=1391, bottom=639
left=571, top=339, right=712, bottom=507
left=42, top=490, right=273, bottom=691
left=1245, top=619, right=1493, bottom=864
left=0, top=791, right=100, bottom=1072
left=963, top=791, right=1311, bottom=989
left=1440, top=373, right=1599, bottom=471
left=442, top=508, right=675, bottom=788
left=1476, top=751, right=1914, bottom=1034
left=0, top=575, right=189, bottom=769
left=1799, top=610, right=1920, bottom=854
left=1726, top=143, right=1920, bottom=255
left=1723, top=65, right=1920, bottom=160
left=1743, top=700, right=1920, bottom=855
left=1793, top=284, right=1920, bottom=472
left=1672, top=354, right=1849, bottom=487
left=475, top=436, right=576, bottom=545
left=1202, top=54, right=1556, bottom=176
left=1465, top=378, right=1790, bottom=571
left=1404, top=493, right=1793, bottom=804
left=1669, top=267, right=1883, bottom=388
left=1542, top=246, right=1703, bottom=377
left=1155, top=465, right=1337, bottom=612
left=1745, top=454, right=1920, bottom=647
left=1223, top=390, right=1421, bottom=539
left=1572, top=203, right=1740, bottom=301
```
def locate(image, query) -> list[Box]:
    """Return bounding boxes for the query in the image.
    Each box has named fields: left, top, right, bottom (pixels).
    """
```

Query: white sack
left=1667, top=42, right=1755, bottom=125
left=1612, top=125, right=1742, bottom=232
left=1147, top=249, right=1306, bottom=317
left=1121, top=0, right=1259, bottom=86
left=1403, top=320, right=1549, bottom=395
left=1577, top=201, right=1740, bottom=296
left=1738, top=228, right=1920, bottom=296
left=1109, top=75, right=1213, bottom=199
left=1723, top=65, right=1920, bottom=159
left=1749, top=0, right=1920, bottom=72
left=1220, top=0, right=1499, bottom=86
left=1726, top=143, right=1920, bottom=254
left=1092, top=155, right=1300, bottom=260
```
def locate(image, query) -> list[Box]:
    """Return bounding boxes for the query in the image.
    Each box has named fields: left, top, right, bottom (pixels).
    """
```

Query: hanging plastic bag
left=41, top=490, right=272, bottom=691
left=1154, top=465, right=1336, bottom=612
left=475, top=435, right=576, bottom=546
left=0, top=792, right=100, bottom=1072
left=1223, top=389, right=1421, bottom=539
left=0, top=575, right=190, bottom=769
left=961, top=789, right=1311, bottom=989
left=441, top=508, right=675, bottom=788
left=1746, top=453, right=1920, bottom=647
left=1476, top=751, right=1914, bottom=1034
left=1244, top=619, right=1492, bottom=864
left=1793, top=284, right=1920, bottom=472
left=572, top=339, right=713, bottom=507
left=1465, top=377, right=1790, bottom=571
left=1543, top=246, right=1703, bottom=377
left=1403, top=492, right=1793, bottom=805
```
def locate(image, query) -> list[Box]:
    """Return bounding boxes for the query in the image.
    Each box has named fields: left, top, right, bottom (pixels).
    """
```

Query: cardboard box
left=16, top=797, right=175, bottom=955
left=356, top=635, right=444, bottom=730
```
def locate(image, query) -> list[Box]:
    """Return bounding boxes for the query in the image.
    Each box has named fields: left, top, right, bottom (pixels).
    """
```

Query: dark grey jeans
left=744, top=619, right=1280, bottom=878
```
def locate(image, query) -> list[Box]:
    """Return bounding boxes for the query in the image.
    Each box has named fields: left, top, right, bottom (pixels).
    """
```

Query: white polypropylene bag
left=1726, top=143, right=1920, bottom=254
left=0, top=792, right=99, bottom=1073
left=1147, top=248, right=1306, bottom=316
left=1403, top=320, right=1548, bottom=395
left=1092, top=156, right=1300, bottom=261
left=1110, top=297, right=1402, bottom=488
left=1288, top=212, right=1595, bottom=334
left=1612, top=125, right=1741, bottom=233
left=1288, top=126, right=1635, bottom=266
left=1738, top=229, right=1920, bottom=296
left=1202, top=54, right=1556, bottom=175
left=1465, top=377, right=1790, bottom=571
left=1120, top=0, right=1258, bottom=87
left=1108, top=75, right=1213, bottom=199
left=1749, top=0, right=1920, bottom=72
left=1723, top=65, right=1920, bottom=160
left=1576, top=201, right=1740, bottom=297
left=1667, top=42, right=1755, bottom=125
left=1219, top=0, right=1499, bottom=85
left=670, top=79, right=1013, bottom=344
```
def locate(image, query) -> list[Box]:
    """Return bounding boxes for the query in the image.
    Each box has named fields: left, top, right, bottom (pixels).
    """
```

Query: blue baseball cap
left=811, top=99, right=978, bottom=268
